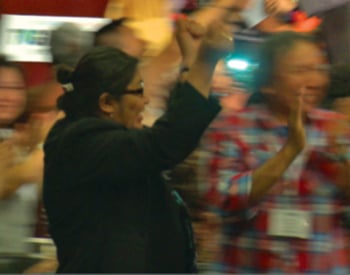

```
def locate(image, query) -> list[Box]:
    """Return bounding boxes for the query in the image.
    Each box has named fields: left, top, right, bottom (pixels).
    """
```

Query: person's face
left=110, top=72, right=149, bottom=129
left=265, top=41, right=330, bottom=114
left=0, top=67, right=26, bottom=126
left=99, top=26, right=146, bottom=58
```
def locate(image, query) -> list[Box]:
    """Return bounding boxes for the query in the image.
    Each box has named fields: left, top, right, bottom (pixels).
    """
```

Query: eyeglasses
left=123, top=87, right=144, bottom=96
left=123, top=81, right=144, bottom=96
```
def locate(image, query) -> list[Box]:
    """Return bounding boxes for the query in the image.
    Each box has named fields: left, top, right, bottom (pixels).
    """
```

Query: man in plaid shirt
left=199, top=31, right=350, bottom=273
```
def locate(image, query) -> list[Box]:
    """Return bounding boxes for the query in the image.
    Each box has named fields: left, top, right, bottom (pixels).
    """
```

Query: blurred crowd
left=1, top=0, right=350, bottom=273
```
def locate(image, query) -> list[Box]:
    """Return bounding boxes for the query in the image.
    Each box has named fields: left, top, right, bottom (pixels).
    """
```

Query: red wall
left=0, top=0, right=108, bottom=86
left=1, top=0, right=107, bottom=17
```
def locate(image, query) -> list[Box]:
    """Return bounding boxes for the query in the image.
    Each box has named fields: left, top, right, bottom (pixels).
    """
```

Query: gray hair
left=50, top=22, right=92, bottom=68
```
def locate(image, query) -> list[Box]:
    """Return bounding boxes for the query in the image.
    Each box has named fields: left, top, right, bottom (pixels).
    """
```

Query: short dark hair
left=94, top=18, right=127, bottom=46
left=56, top=46, right=138, bottom=118
left=50, top=22, right=92, bottom=67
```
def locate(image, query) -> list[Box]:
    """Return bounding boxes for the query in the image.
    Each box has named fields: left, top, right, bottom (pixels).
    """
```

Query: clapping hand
left=287, top=88, right=306, bottom=154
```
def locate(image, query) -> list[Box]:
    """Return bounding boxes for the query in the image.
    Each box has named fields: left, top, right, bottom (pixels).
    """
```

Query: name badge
left=268, top=209, right=312, bottom=239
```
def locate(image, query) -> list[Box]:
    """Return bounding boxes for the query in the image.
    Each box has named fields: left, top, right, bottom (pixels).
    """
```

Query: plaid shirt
left=198, top=105, right=350, bottom=274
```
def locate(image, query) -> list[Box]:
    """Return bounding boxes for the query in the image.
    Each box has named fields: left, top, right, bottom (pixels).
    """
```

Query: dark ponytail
left=56, top=65, right=74, bottom=85
left=56, top=65, right=83, bottom=118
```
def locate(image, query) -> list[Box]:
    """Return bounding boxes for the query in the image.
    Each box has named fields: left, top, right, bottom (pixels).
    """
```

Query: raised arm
left=201, top=96, right=306, bottom=213
left=249, top=96, right=305, bottom=202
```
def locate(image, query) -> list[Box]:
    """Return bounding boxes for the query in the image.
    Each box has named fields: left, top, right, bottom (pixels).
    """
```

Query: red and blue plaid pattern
left=198, top=105, right=350, bottom=274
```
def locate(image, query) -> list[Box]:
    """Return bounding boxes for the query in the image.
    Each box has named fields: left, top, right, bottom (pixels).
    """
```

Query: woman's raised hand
left=287, top=88, right=306, bottom=154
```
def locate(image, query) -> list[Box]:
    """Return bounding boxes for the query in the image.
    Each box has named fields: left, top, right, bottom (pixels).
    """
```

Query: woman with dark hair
left=0, top=56, right=44, bottom=272
left=42, top=18, right=234, bottom=273
left=199, top=31, right=350, bottom=273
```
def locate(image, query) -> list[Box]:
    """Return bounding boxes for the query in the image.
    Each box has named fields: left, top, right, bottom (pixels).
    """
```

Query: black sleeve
left=72, top=82, right=221, bottom=182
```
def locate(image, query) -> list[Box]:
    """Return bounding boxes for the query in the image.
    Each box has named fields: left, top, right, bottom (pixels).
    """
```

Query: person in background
left=323, top=64, right=350, bottom=120
left=28, top=22, right=93, bottom=115
left=198, top=31, right=350, bottom=274
left=0, top=56, right=44, bottom=273
left=321, top=63, right=350, bottom=237
left=211, top=59, right=251, bottom=111
left=241, top=0, right=321, bottom=33
left=94, top=18, right=146, bottom=58
left=50, top=23, right=93, bottom=69
left=103, top=0, right=175, bottom=58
